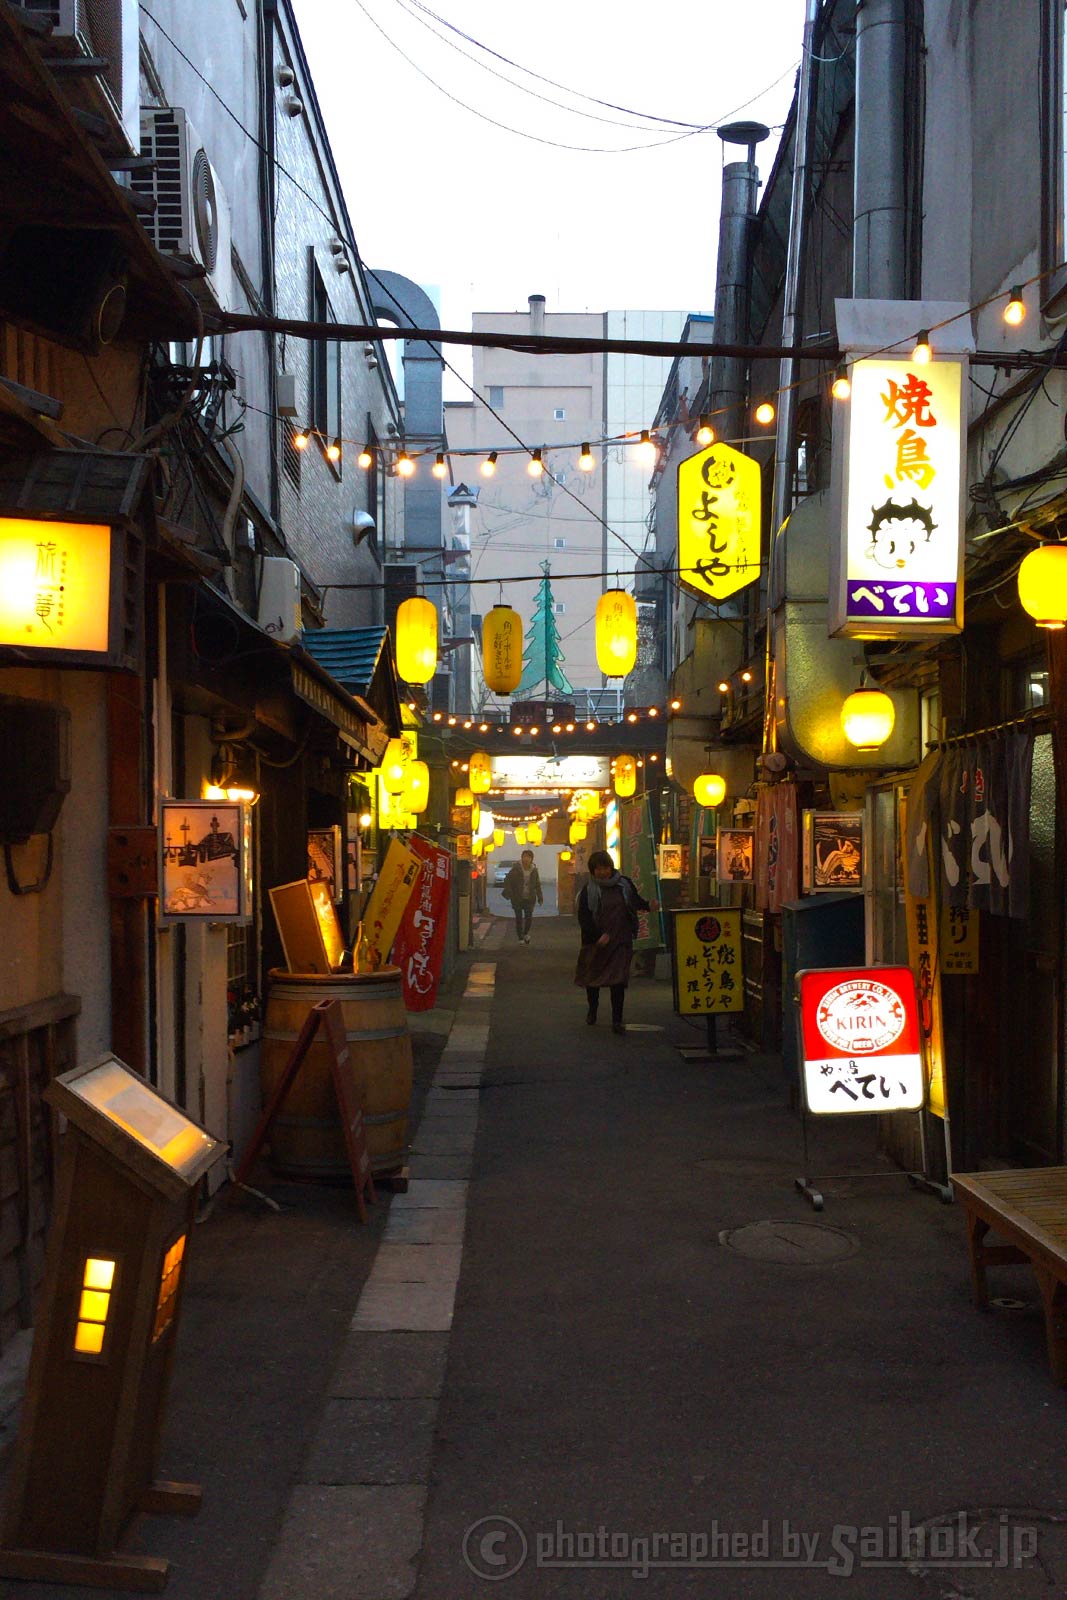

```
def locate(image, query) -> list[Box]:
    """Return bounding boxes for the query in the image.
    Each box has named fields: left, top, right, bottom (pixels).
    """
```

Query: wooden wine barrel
left=261, top=968, right=412, bottom=1177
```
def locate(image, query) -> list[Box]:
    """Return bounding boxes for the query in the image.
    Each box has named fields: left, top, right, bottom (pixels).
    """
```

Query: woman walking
left=575, top=850, right=657, bottom=1034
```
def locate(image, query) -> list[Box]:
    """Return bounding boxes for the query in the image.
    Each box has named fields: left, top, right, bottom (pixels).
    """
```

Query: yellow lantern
left=402, top=759, right=430, bottom=814
left=527, top=823, right=543, bottom=845
left=840, top=687, right=896, bottom=753
left=472, top=836, right=483, bottom=858
left=455, top=786, right=474, bottom=808
left=613, top=754, right=637, bottom=798
left=596, top=588, right=637, bottom=678
left=560, top=849, right=573, bottom=862
left=569, top=818, right=587, bottom=844
left=693, top=773, right=726, bottom=808
left=493, top=827, right=505, bottom=848
left=395, top=596, right=438, bottom=684
left=471, top=799, right=481, bottom=832
left=576, top=790, right=602, bottom=821
left=482, top=604, right=523, bottom=695
left=469, top=750, right=492, bottom=794
left=381, top=737, right=408, bottom=795
left=1018, top=545, right=1067, bottom=629
left=514, top=827, right=527, bottom=845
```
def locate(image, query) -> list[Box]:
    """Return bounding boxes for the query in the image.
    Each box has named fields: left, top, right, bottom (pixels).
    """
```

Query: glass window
left=488, top=385, right=504, bottom=408
left=310, top=258, right=341, bottom=470
left=554, top=537, right=566, bottom=550
left=553, top=407, right=566, bottom=420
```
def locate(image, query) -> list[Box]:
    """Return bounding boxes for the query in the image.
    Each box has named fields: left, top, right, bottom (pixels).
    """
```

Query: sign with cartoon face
left=832, top=356, right=966, bottom=638
left=797, top=965, right=925, bottom=1115
left=677, top=442, right=761, bottom=604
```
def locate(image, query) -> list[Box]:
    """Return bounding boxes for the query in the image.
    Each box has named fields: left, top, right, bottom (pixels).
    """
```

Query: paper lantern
left=596, top=589, right=637, bottom=678
left=476, top=807, right=495, bottom=841
left=514, top=827, right=527, bottom=845
left=482, top=604, right=523, bottom=694
left=381, top=738, right=407, bottom=795
left=401, top=759, right=429, bottom=814
left=455, top=787, right=474, bottom=808
left=576, top=790, right=601, bottom=821
left=613, top=754, right=636, bottom=798
left=560, top=849, right=573, bottom=862
left=493, top=828, right=505, bottom=848
left=840, top=687, right=896, bottom=752
left=470, top=799, right=481, bottom=833
left=395, top=596, right=438, bottom=684
left=569, top=818, right=587, bottom=844
left=469, top=750, right=492, bottom=794
left=527, top=823, right=543, bottom=845
left=1018, top=545, right=1067, bottom=629
left=693, top=773, right=726, bottom=808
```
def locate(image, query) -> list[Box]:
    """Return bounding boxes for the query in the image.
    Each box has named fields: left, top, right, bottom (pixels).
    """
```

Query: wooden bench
left=954, top=1168, right=1067, bottom=1385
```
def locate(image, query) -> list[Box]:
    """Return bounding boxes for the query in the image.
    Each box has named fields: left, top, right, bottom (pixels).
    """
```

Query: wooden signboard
left=269, top=877, right=346, bottom=973
left=231, top=1000, right=374, bottom=1219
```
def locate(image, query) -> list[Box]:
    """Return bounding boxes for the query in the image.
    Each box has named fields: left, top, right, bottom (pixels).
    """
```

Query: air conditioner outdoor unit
left=132, top=107, right=233, bottom=314
left=14, top=0, right=140, bottom=154
left=257, top=558, right=303, bottom=645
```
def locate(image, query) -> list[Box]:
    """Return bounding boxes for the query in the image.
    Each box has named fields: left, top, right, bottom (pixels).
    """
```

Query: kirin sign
left=797, top=965, right=924, bottom=1116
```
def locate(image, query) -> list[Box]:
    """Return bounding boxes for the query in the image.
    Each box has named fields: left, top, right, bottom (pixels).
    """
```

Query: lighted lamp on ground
left=613, top=754, right=637, bottom=798
left=596, top=589, right=637, bottom=678
left=1018, top=544, right=1067, bottom=629
left=840, top=687, right=896, bottom=752
left=693, top=773, right=726, bottom=808
left=395, top=597, right=438, bottom=684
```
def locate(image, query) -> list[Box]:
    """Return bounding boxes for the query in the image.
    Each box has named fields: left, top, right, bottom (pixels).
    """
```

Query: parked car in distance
left=494, top=858, right=518, bottom=887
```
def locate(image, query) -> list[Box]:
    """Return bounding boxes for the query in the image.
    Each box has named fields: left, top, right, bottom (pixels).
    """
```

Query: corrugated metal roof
left=300, top=626, right=389, bottom=696
left=0, top=449, right=152, bottom=521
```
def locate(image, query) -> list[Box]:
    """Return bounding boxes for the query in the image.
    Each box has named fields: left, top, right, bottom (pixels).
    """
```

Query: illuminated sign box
left=490, top=754, right=610, bottom=790
left=0, top=517, right=140, bottom=669
left=677, top=442, right=761, bottom=605
left=159, top=798, right=252, bottom=925
left=797, top=965, right=924, bottom=1116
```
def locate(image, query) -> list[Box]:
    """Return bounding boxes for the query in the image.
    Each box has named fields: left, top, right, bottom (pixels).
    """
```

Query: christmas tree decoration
left=613, top=755, right=637, bottom=798
left=469, top=750, right=492, bottom=794
left=395, top=597, right=438, bottom=684
left=596, top=589, right=637, bottom=678
left=517, top=561, right=575, bottom=697
left=483, top=604, right=523, bottom=694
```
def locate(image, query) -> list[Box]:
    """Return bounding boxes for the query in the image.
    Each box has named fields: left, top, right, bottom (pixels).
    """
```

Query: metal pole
left=706, top=1011, right=718, bottom=1060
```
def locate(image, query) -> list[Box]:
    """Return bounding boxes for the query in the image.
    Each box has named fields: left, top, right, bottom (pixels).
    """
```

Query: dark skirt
left=574, top=940, right=634, bottom=990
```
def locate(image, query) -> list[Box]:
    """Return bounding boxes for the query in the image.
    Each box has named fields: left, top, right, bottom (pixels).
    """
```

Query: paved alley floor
left=5, top=916, right=1067, bottom=1600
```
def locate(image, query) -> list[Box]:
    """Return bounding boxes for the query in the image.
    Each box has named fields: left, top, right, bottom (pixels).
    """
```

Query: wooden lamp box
left=269, top=877, right=346, bottom=974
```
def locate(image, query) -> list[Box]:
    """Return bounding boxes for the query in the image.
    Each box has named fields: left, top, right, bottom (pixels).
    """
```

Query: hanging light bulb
left=595, top=589, right=637, bottom=677
left=755, top=400, right=776, bottom=426
left=1004, top=286, right=1026, bottom=326
left=695, top=415, right=714, bottom=446
left=293, top=427, right=310, bottom=451
left=718, top=680, right=730, bottom=694
left=912, top=329, right=932, bottom=364
left=395, top=596, right=438, bottom=684
left=636, top=429, right=657, bottom=468
left=527, top=448, right=544, bottom=477
left=831, top=366, right=851, bottom=401
left=578, top=443, right=594, bottom=471
left=358, top=443, right=373, bottom=469
left=693, top=773, right=726, bottom=808
left=1017, top=544, right=1067, bottom=628
left=432, top=452, right=447, bottom=479
left=326, top=436, right=342, bottom=463
left=585, top=719, right=596, bottom=731
left=397, top=451, right=415, bottom=477
left=840, top=685, right=896, bottom=752
left=481, top=451, right=498, bottom=477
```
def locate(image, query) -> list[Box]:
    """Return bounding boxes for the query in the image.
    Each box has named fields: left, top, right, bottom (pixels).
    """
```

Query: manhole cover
left=720, top=1220, right=860, bottom=1265
left=990, top=1295, right=1032, bottom=1311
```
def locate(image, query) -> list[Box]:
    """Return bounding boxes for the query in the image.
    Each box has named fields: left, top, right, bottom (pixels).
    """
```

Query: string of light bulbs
left=425, top=700, right=682, bottom=737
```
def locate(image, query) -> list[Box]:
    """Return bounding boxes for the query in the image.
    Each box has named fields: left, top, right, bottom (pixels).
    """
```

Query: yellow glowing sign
left=63, top=1057, right=218, bottom=1176
left=0, top=518, right=112, bottom=652
left=74, top=1256, right=116, bottom=1356
left=360, top=837, right=421, bottom=969
left=677, top=444, right=761, bottom=604
left=310, top=878, right=346, bottom=970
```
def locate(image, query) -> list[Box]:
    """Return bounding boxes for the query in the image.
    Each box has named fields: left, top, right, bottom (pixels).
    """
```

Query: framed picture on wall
left=307, top=826, right=343, bottom=903
left=802, top=810, right=864, bottom=893
left=716, top=829, right=754, bottom=883
left=697, top=836, right=717, bottom=878
left=657, top=843, right=683, bottom=880
left=159, top=800, right=251, bottom=924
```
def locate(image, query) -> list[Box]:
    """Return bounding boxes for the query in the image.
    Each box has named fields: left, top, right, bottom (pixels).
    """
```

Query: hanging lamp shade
left=475, top=807, right=495, bottom=842
left=1018, top=545, right=1067, bottom=629
left=470, top=799, right=481, bottom=833
left=493, top=827, right=505, bottom=849
left=527, top=823, right=543, bottom=846
left=472, top=836, right=483, bottom=858
left=560, top=849, right=573, bottom=862
left=395, top=596, right=438, bottom=684
left=401, top=759, right=430, bottom=814
left=514, top=826, right=527, bottom=845
left=693, top=772, right=726, bottom=808
left=469, top=750, right=492, bottom=794
left=569, top=818, right=588, bottom=844
left=596, top=589, right=637, bottom=678
left=613, top=754, right=637, bottom=798
left=381, top=737, right=408, bottom=795
left=482, top=604, right=523, bottom=694
left=840, top=687, right=896, bottom=752
left=455, top=787, right=474, bottom=809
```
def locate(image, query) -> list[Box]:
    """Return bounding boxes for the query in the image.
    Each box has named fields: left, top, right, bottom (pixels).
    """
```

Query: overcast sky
left=293, top=0, right=806, bottom=389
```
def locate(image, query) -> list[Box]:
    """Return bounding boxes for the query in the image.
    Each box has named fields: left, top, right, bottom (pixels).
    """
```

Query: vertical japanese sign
left=0, top=518, right=112, bottom=652
left=392, top=835, right=452, bottom=1011
left=833, top=356, right=965, bottom=637
left=677, top=443, right=761, bottom=604
left=798, top=966, right=924, bottom=1115
left=619, top=796, right=663, bottom=949
left=672, top=909, right=743, bottom=1014
left=940, top=905, right=978, bottom=974
left=359, top=838, right=421, bottom=970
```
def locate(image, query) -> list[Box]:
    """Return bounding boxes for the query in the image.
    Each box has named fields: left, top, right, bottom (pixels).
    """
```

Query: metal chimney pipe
left=853, top=0, right=909, bottom=299
left=709, top=122, right=769, bottom=446
left=528, top=294, right=546, bottom=337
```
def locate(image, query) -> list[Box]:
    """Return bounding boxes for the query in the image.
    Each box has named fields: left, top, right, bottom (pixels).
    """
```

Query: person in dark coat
left=502, top=850, right=543, bottom=943
left=574, top=849, right=657, bottom=1034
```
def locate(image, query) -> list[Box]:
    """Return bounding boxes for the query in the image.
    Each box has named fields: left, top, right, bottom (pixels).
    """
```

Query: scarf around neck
left=586, top=870, right=632, bottom=919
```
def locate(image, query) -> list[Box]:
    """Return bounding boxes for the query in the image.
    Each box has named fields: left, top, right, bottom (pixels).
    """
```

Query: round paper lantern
left=493, top=828, right=505, bottom=848
left=514, top=827, right=527, bottom=845
left=476, top=807, right=495, bottom=842
left=840, top=687, right=896, bottom=752
left=469, top=750, right=492, bottom=794
left=381, top=738, right=407, bottom=795
left=395, top=596, right=438, bottom=684
left=401, top=759, right=429, bottom=814
left=1018, top=544, right=1067, bottom=629
left=596, top=589, right=637, bottom=678
left=454, top=787, right=474, bottom=808
left=560, top=849, right=573, bottom=862
left=482, top=604, right=523, bottom=694
left=527, top=823, right=543, bottom=845
left=693, top=773, right=726, bottom=808
left=569, top=818, right=587, bottom=844
left=613, top=754, right=637, bottom=798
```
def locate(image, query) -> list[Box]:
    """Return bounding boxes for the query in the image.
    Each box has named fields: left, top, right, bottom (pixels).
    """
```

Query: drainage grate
left=719, top=1220, right=860, bottom=1265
